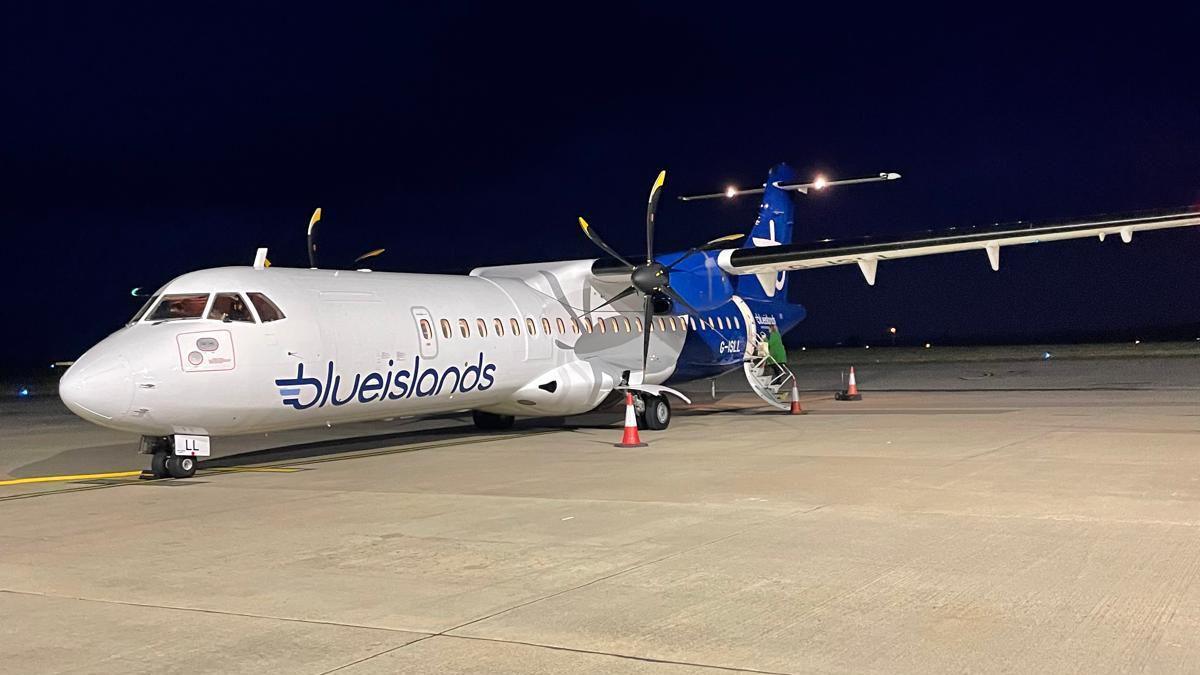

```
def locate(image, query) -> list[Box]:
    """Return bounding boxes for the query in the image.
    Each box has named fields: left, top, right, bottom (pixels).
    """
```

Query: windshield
left=128, top=295, right=159, bottom=324
left=208, top=293, right=255, bottom=322
left=146, top=293, right=210, bottom=322
left=247, top=293, right=285, bottom=322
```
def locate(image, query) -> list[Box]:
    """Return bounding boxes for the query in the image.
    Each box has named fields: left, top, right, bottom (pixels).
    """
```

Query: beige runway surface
left=1, top=354, right=1198, bottom=673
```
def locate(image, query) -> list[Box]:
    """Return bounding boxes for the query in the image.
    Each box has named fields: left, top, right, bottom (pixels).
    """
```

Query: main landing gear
left=141, top=436, right=200, bottom=479
left=636, top=393, right=672, bottom=431
left=472, top=410, right=515, bottom=430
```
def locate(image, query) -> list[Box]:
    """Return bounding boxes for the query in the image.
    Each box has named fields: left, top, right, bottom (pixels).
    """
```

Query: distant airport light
left=801, top=346, right=806, bottom=351
left=865, top=345, right=870, bottom=349
left=18, top=387, right=29, bottom=397
left=725, top=186, right=737, bottom=198
left=888, top=327, right=897, bottom=334
left=813, top=175, right=828, bottom=190
left=924, top=343, right=931, bottom=349
left=1134, top=339, right=1141, bottom=345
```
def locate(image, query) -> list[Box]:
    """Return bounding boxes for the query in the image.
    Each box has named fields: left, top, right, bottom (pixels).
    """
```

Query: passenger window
left=583, top=318, right=593, bottom=333
left=733, top=317, right=740, bottom=329
left=208, top=293, right=255, bottom=322
left=656, top=317, right=666, bottom=331
left=419, top=319, right=433, bottom=340
left=477, top=318, right=487, bottom=337
left=542, top=317, right=552, bottom=335
left=247, top=293, right=286, bottom=322
left=556, top=317, right=566, bottom=334
left=596, top=318, right=606, bottom=334
left=571, top=318, right=580, bottom=333
left=526, top=317, right=537, bottom=335
left=147, top=293, right=210, bottom=321
left=440, top=319, right=452, bottom=339
left=689, top=317, right=698, bottom=330
left=458, top=319, right=469, bottom=337
left=494, top=318, right=504, bottom=336
left=510, top=318, right=521, bottom=336
left=622, top=317, right=632, bottom=332
left=634, top=317, right=643, bottom=332
left=610, top=318, right=620, bottom=332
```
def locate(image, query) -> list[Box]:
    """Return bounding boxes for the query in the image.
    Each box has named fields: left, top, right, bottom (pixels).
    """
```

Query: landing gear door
left=411, top=306, right=438, bottom=359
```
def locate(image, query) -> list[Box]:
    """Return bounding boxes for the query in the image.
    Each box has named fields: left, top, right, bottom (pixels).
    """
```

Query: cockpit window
left=208, top=293, right=255, bottom=323
left=247, top=293, right=286, bottom=322
left=147, top=294, right=210, bottom=322
left=128, top=295, right=159, bottom=325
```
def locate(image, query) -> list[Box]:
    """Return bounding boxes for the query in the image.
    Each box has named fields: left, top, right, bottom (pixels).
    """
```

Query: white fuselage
left=59, top=259, right=731, bottom=437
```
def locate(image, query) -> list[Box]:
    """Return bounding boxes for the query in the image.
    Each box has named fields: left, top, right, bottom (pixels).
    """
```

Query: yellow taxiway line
left=0, top=471, right=143, bottom=486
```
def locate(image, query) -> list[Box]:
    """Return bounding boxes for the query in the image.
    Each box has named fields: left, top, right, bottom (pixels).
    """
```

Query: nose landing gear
left=140, top=435, right=203, bottom=479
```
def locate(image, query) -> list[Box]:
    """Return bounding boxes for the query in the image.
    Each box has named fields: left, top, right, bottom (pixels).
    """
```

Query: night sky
left=5, top=4, right=1200, bottom=371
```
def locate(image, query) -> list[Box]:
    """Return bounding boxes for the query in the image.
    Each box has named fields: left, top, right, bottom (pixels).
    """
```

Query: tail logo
left=751, top=219, right=786, bottom=296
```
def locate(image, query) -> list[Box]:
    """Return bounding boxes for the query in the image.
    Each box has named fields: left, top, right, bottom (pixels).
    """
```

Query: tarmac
left=1, top=351, right=1198, bottom=673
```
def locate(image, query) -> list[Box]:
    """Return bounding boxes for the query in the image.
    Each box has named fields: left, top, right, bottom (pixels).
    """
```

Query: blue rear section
left=664, top=163, right=807, bottom=383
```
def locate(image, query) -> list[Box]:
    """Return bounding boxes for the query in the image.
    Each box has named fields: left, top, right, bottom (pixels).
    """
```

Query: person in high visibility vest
left=767, top=325, right=787, bottom=367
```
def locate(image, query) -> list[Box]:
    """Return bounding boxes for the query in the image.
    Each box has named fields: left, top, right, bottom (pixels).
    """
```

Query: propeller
left=307, top=207, right=322, bottom=268
left=305, top=208, right=385, bottom=269
left=577, top=170, right=721, bottom=378
left=354, top=248, right=386, bottom=265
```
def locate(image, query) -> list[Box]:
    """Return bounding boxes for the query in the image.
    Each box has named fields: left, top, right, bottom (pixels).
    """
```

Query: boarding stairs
left=743, top=349, right=795, bottom=411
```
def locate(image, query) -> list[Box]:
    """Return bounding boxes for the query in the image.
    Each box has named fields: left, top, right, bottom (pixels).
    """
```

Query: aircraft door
left=411, top=306, right=438, bottom=359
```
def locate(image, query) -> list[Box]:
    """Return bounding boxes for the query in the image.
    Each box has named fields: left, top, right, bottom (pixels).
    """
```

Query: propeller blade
left=665, top=233, right=746, bottom=271
left=577, top=285, right=637, bottom=318
left=641, top=294, right=654, bottom=374
left=702, top=233, right=745, bottom=250
left=660, top=285, right=701, bottom=316
left=646, top=170, right=666, bottom=264
left=354, top=248, right=386, bottom=264
left=307, top=207, right=322, bottom=268
left=579, top=217, right=636, bottom=268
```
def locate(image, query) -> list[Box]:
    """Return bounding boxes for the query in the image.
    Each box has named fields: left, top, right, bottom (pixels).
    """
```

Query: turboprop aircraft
left=59, top=163, right=1200, bottom=478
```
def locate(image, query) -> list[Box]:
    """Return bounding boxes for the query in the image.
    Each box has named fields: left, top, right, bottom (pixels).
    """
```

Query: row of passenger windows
left=417, top=314, right=741, bottom=340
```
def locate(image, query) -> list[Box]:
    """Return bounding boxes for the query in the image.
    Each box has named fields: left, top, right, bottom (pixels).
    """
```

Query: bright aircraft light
left=813, top=176, right=828, bottom=190
left=725, top=186, right=737, bottom=198
left=924, top=343, right=931, bottom=349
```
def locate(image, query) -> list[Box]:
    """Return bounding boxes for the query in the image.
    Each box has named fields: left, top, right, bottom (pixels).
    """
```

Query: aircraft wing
left=715, top=208, right=1200, bottom=285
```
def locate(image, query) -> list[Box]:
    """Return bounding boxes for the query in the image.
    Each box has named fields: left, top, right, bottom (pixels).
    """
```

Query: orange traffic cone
left=615, top=391, right=648, bottom=447
left=835, top=366, right=863, bottom=401
left=789, top=380, right=806, bottom=414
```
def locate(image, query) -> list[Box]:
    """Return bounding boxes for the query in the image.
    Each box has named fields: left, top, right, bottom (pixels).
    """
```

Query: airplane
left=58, top=163, right=1200, bottom=479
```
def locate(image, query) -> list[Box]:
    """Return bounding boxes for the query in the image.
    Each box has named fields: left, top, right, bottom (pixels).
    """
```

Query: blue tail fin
left=737, top=163, right=797, bottom=303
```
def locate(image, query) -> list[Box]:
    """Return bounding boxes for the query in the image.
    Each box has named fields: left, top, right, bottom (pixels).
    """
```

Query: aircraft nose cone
left=59, top=352, right=134, bottom=422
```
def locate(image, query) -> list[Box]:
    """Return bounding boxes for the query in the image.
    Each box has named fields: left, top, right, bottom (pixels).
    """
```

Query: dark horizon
left=5, top=4, right=1200, bottom=373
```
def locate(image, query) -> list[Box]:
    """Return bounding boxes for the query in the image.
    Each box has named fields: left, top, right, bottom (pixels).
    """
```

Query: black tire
left=150, top=451, right=170, bottom=479
left=642, top=395, right=671, bottom=430
left=166, top=455, right=197, bottom=479
left=472, top=410, right=515, bottom=431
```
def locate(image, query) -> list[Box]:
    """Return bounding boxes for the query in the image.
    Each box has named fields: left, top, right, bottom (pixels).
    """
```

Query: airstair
left=743, top=341, right=795, bottom=411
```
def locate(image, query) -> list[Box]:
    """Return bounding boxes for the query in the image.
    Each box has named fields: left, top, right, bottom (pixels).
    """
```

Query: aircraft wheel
left=642, top=395, right=671, bottom=431
left=150, top=451, right=170, bottom=479
left=166, top=455, right=197, bottom=479
left=472, top=410, right=515, bottom=431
